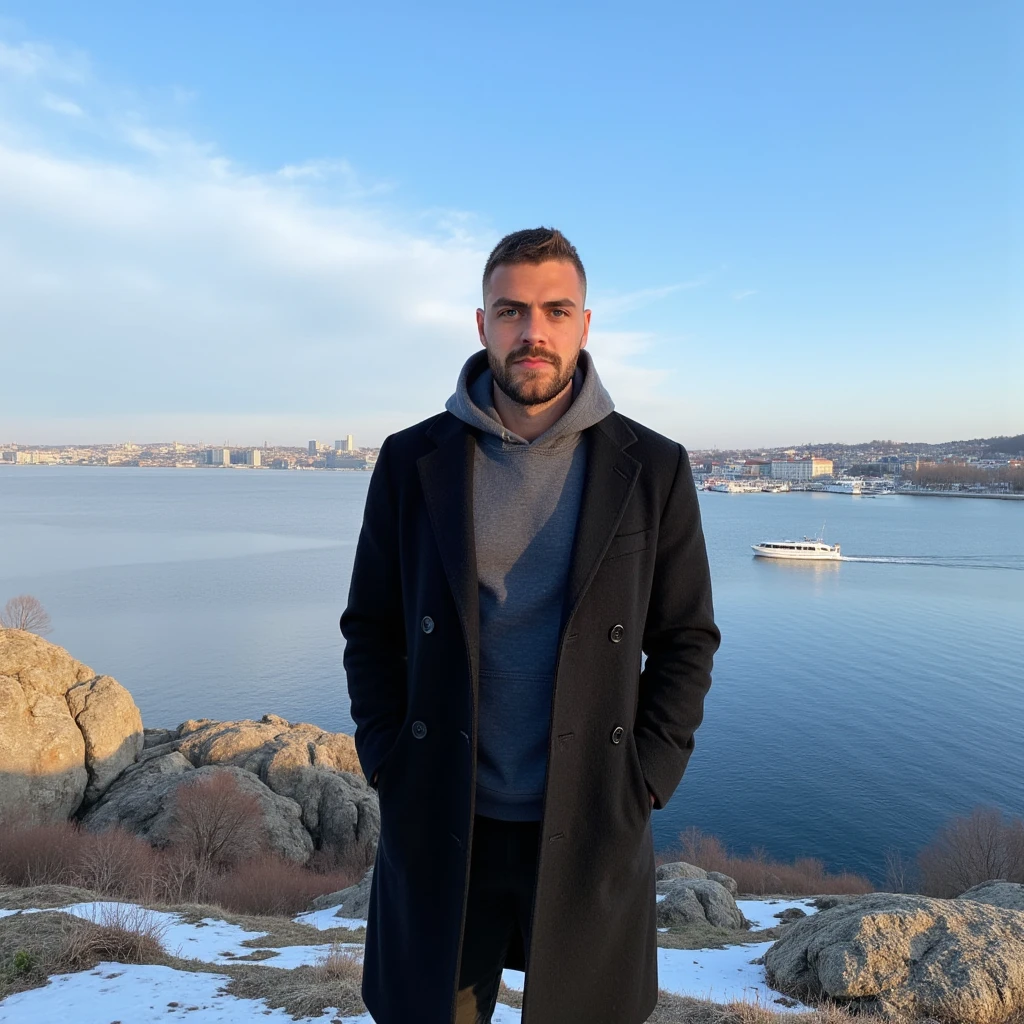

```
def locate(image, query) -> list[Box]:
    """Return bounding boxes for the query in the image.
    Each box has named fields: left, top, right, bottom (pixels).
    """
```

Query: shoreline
left=897, top=489, right=1024, bottom=501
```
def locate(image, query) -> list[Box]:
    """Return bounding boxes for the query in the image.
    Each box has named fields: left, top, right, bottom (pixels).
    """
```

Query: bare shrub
left=150, top=844, right=214, bottom=906
left=0, top=822, right=83, bottom=886
left=883, top=846, right=914, bottom=894
left=73, top=827, right=163, bottom=900
left=209, top=853, right=359, bottom=916
left=663, top=828, right=874, bottom=897
left=166, top=772, right=268, bottom=872
left=0, top=595, right=52, bottom=635
left=918, top=806, right=1024, bottom=897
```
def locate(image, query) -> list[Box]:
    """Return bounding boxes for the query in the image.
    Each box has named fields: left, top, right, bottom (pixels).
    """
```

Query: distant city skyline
left=0, top=3, right=1020, bottom=448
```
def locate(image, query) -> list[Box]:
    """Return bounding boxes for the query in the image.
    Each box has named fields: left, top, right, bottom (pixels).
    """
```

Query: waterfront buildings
left=770, top=458, right=834, bottom=480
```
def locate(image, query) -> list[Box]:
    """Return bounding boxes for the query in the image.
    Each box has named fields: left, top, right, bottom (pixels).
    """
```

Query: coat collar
left=417, top=409, right=640, bottom=669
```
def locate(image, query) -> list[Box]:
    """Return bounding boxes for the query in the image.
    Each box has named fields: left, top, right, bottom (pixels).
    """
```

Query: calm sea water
left=2, top=466, right=1022, bottom=881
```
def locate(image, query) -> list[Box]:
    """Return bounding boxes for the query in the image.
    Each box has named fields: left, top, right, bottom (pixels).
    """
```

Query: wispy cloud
left=0, top=39, right=89, bottom=81
left=41, top=92, right=83, bottom=117
left=595, top=276, right=711, bottom=320
left=0, top=31, right=688, bottom=446
left=732, top=289, right=757, bottom=302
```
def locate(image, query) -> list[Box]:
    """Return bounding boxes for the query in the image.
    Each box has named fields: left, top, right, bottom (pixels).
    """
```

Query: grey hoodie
left=444, top=348, right=615, bottom=820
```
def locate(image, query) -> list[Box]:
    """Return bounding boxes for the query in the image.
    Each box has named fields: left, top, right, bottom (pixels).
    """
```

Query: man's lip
left=514, top=357, right=553, bottom=367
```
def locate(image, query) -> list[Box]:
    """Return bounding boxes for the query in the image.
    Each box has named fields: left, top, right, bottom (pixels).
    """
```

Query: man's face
left=476, top=260, right=591, bottom=407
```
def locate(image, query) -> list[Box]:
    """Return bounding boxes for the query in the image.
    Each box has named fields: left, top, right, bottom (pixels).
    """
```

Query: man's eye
left=551, top=309, right=567, bottom=317
left=498, top=309, right=518, bottom=318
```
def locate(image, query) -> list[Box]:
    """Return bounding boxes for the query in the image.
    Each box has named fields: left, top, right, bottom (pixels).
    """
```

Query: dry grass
left=0, top=882, right=103, bottom=910
left=644, top=991, right=1024, bottom=1023
left=656, top=923, right=783, bottom=950
left=497, top=979, right=523, bottom=1009
left=221, top=942, right=365, bottom=1018
left=0, top=906, right=167, bottom=1000
left=660, top=829, right=874, bottom=897
left=153, top=900, right=363, bottom=947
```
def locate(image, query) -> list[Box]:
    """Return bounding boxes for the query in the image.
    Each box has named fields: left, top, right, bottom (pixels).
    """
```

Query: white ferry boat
left=751, top=538, right=842, bottom=560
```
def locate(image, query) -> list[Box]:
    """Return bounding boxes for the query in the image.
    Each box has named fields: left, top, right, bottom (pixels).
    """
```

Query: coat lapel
left=564, top=414, right=641, bottom=619
left=417, top=415, right=480, bottom=675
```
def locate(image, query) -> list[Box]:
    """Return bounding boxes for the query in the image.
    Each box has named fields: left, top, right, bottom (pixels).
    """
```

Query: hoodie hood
left=444, top=348, right=614, bottom=448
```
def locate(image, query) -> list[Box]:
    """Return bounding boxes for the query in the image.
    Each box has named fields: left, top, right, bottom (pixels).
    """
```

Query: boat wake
left=840, top=554, right=1024, bottom=571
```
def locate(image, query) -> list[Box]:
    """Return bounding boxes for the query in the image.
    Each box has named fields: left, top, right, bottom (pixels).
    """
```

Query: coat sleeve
left=635, top=443, right=721, bottom=810
left=340, top=435, right=408, bottom=789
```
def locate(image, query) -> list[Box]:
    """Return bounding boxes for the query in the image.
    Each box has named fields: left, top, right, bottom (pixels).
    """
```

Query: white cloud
left=0, top=36, right=498, bottom=444
left=594, top=276, right=711, bottom=320
left=41, top=92, right=84, bottom=117
left=0, top=39, right=88, bottom=81
left=0, top=31, right=689, bottom=448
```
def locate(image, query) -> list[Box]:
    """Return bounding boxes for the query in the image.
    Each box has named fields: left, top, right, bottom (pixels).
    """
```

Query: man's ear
left=580, top=308, right=592, bottom=348
left=476, top=308, right=487, bottom=347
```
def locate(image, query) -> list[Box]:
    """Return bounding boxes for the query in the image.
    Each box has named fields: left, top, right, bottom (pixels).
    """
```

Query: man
left=341, top=227, right=720, bottom=1024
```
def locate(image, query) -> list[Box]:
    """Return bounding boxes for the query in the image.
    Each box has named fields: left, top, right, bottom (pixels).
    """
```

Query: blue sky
left=0, top=1, right=1020, bottom=448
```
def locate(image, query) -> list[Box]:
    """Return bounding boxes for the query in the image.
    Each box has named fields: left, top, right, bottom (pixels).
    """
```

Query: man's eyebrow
left=489, top=297, right=578, bottom=309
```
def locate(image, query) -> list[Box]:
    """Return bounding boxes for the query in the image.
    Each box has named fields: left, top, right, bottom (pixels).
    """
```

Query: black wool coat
left=340, top=409, right=720, bottom=1024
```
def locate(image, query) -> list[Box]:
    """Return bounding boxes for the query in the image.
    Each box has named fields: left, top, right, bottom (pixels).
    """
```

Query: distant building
left=271, top=458, right=293, bottom=469
left=328, top=452, right=369, bottom=469
left=770, top=458, right=833, bottom=480
left=1, top=451, right=37, bottom=464
left=228, top=449, right=261, bottom=467
left=335, top=435, right=356, bottom=452
left=742, top=459, right=771, bottom=477
left=207, top=448, right=231, bottom=465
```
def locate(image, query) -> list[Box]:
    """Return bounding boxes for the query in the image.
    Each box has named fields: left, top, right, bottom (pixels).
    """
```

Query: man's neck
left=491, top=379, right=574, bottom=443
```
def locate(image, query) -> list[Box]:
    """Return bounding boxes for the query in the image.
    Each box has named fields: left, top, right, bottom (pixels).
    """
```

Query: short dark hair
left=482, top=227, right=587, bottom=299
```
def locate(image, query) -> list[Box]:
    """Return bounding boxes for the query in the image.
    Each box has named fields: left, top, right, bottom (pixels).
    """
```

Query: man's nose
left=518, top=309, right=549, bottom=344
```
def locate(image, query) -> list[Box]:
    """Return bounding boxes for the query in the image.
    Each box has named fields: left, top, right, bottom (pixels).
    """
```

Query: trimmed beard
left=488, top=345, right=581, bottom=407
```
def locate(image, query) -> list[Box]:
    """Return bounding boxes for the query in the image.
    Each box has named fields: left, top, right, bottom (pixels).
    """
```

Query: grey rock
left=655, top=861, right=708, bottom=882
left=657, top=884, right=707, bottom=928
left=175, top=715, right=377, bottom=869
left=774, top=907, right=807, bottom=922
left=764, top=892, right=1024, bottom=1022
left=311, top=867, right=374, bottom=917
left=808, top=894, right=861, bottom=911
left=707, top=870, right=738, bottom=895
left=958, top=880, right=1024, bottom=912
left=656, top=878, right=749, bottom=930
left=81, top=755, right=313, bottom=863
left=143, top=727, right=179, bottom=749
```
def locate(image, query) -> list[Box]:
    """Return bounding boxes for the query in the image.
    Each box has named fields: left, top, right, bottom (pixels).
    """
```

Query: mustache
left=508, top=347, right=559, bottom=367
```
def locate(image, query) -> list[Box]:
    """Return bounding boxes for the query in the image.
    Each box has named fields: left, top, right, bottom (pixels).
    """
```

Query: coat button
left=421, top=616, right=435, bottom=634
left=610, top=725, right=624, bottom=744
left=609, top=623, right=625, bottom=643
left=412, top=720, right=428, bottom=739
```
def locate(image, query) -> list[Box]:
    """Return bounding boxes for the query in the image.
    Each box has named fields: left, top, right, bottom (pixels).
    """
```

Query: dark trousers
left=455, top=814, right=541, bottom=1023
